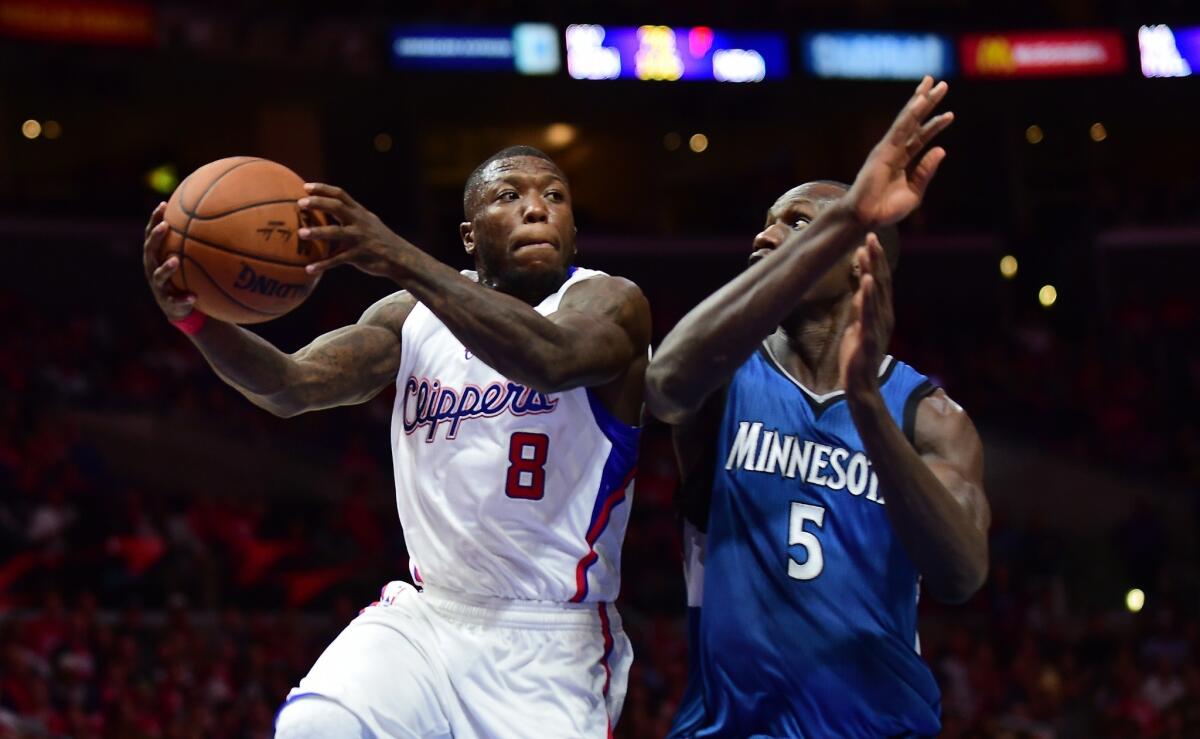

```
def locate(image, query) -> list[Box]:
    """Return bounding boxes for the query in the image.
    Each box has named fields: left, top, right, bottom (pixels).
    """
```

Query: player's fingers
left=298, top=225, right=357, bottom=242
left=144, top=202, right=167, bottom=240
left=152, top=256, right=180, bottom=288
left=908, top=146, right=947, bottom=200
left=163, top=292, right=197, bottom=308
left=885, top=77, right=934, bottom=140
left=143, top=220, right=170, bottom=274
left=905, top=112, right=954, bottom=161
left=303, top=183, right=361, bottom=209
left=304, top=249, right=357, bottom=275
left=854, top=245, right=871, bottom=278
left=859, top=275, right=878, bottom=350
left=865, top=233, right=893, bottom=304
left=889, top=78, right=947, bottom=146
left=298, top=195, right=354, bottom=222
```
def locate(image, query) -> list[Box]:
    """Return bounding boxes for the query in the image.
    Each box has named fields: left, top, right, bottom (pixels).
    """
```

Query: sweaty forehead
left=479, top=156, right=565, bottom=187
left=768, top=182, right=846, bottom=222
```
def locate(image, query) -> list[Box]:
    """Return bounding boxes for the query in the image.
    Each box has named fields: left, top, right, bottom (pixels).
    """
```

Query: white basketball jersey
left=389, top=267, right=638, bottom=604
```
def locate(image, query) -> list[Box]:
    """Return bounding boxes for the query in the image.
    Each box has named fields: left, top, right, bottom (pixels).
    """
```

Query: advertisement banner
left=0, top=0, right=153, bottom=46
left=390, top=24, right=560, bottom=76
left=1138, top=24, right=1200, bottom=78
left=802, top=31, right=954, bottom=79
left=566, top=24, right=787, bottom=82
left=960, top=30, right=1126, bottom=77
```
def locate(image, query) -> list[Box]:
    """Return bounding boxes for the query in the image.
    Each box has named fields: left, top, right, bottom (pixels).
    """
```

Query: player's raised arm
left=143, top=204, right=413, bottom=418
left=295, top=176, right=651, bottom=400
left=645, top=76, right=954, bottom=425
left=842, top=239, right=989, bottom=603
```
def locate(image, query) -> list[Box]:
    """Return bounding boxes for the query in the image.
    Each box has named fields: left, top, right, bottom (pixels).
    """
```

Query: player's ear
left=460, top=222, right=475, bottom=255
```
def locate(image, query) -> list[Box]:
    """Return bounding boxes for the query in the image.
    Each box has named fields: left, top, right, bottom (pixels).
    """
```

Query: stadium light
left=1126, top=588, right=1145, bottom=613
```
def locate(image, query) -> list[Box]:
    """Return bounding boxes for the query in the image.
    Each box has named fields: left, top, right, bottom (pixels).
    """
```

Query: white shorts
left=281, top=581, right=632, bottom=738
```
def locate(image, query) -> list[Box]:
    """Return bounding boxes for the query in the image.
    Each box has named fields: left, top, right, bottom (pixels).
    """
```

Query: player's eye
left=498, top=190, right=519, bottom=202
left=792, top=217, right=811, bottom=230
left=545, top=190, right=565, bottom=202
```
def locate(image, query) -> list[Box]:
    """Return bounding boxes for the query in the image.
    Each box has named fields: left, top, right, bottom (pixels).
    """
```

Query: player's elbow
left=251, top=391, right=306, bottom=418
left=927, top=550, right=989, bottom=605
left=644, top=361, right=698, bottom=425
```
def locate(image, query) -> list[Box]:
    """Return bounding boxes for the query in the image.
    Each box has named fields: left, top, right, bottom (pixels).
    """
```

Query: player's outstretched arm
left=398, top=256, right=650, bottom=396
left=294, top=185, right=652, bottom=397
left=142, top=204, right=412, bottom=418
left=842, top=240, right=989, bottom=603
left=645, top=77, right=953, bottom=425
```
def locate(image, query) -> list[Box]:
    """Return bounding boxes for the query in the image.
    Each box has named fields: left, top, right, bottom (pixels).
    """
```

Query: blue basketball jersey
left=669, top=344, right=941, bottom=739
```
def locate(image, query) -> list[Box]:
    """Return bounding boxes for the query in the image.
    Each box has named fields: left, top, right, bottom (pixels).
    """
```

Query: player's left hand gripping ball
left=298, top=183, right=418, bottom=278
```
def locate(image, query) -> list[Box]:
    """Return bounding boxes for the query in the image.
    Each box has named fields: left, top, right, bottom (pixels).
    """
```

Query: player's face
left=462, top=157, right=577, bottom=297
left=749, top=182, right=858, bottom=303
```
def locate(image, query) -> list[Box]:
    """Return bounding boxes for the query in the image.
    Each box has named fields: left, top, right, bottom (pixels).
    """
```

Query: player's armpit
left=538, top=276, right=652, bottom=393
left=273, top=291, right=416, bottom=416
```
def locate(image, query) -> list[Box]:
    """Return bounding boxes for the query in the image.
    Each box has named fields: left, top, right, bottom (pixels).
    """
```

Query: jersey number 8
left=506, top=432, right=549, bottom=500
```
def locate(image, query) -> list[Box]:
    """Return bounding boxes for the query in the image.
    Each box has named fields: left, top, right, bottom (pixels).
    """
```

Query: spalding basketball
left=161, top=157, right=330, bottom=324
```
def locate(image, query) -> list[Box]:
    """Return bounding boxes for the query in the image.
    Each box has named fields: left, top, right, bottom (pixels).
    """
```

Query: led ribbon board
left=802, top=31, right=954, bottom=79
left=566, top=24, right=787, bottom=82
left=960, top=30, right=1126, bottom=78
left=390, top=24, right=560, bottom=75
left=1139, top=24, right=1200, bottom=78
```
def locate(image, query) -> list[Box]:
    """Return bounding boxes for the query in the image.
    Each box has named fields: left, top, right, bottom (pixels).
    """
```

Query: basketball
left=160, top=157, right=330, bottom=324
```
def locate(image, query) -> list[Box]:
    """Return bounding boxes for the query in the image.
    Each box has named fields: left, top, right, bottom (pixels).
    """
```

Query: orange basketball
left=161, top=157, right=330, bottom=324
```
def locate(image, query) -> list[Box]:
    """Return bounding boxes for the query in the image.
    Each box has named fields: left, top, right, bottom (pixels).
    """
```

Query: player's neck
left=478, top=266, right=567, bottom=306
left=774, top=294, right=855, bottom=396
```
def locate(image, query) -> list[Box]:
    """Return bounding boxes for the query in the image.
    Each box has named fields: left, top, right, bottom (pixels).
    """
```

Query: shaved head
left=463, top=146, right=566, bottom=219
left=768, top=180, right=901, bottom=269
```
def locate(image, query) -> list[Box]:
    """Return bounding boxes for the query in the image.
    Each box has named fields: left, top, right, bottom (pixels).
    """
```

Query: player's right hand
left=142, top=202, right=197, bottom=320
left=846, top=76, right=954, bottom=229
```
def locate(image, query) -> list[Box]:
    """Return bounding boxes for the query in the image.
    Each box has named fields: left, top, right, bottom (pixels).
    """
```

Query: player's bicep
left=914, top=390, right=990, bottom=531
left=549, top=277, right=651, bottom=383
left=286, top=292, right=413, bottom=410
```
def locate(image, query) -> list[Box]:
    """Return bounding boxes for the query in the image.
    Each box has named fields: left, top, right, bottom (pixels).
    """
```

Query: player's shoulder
left=358, top=290, right=418, bottom=334
left=563, top=271, right=646, bottom=305
left=561, top=271, right=650, bottom=326
left=913, top=386, right=978, bottom=455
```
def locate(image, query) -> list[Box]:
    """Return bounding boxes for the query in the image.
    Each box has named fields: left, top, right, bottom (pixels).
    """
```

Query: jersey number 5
left=506, top=432, right=549, bottom=500
left=788, top=502, right=826, bottom=580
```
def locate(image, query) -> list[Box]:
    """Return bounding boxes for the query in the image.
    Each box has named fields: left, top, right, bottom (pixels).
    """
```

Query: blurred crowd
left=1, top=236, right=1198, bottom=738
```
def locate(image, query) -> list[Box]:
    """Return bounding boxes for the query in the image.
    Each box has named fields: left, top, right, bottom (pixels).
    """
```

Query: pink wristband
left=170, top=310, right=207, bottom=336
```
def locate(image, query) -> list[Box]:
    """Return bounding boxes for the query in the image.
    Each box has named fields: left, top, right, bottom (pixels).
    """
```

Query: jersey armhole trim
left=902, top=379, right=938, bottom=447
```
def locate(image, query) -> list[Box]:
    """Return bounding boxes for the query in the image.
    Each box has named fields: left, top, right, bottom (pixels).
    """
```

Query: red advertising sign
left=0, top=0, right=153, bottom=46
left=960, top=30, right=1126, bottom=77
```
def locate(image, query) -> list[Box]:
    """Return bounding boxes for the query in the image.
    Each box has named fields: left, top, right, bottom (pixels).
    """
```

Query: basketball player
left=141, top=146, right=650, bottom=738
left=646, top=78, right=990, bottom=737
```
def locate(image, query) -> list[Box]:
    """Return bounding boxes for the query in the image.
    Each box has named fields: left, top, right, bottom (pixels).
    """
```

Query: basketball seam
left=167, top=225, right=313, bottom=268
left=180, top=157, right=265, bottom=218
left=179, top=159, right=262, bottom=289
left=178, top=175, right=194, bottom=291
left=178, top=253, right=292, bottom=317
left=183, top=198, right=301, bottom=221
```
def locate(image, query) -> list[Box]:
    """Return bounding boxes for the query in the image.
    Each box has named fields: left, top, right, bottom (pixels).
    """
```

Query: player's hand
left=141, top=202, right=197, bottom=320
left=298, top=183, right=419, bottom=279
left=845, top=76, right=953, bottom=229
left=839, top=234, right=894, bottom=400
